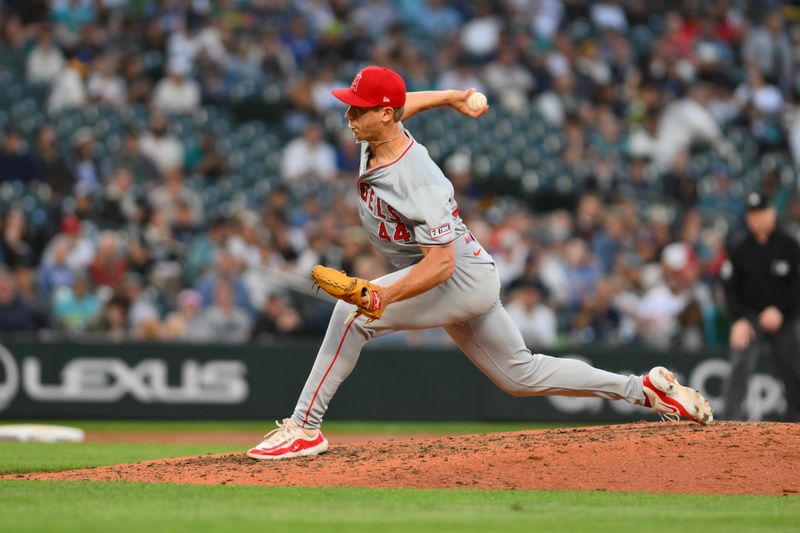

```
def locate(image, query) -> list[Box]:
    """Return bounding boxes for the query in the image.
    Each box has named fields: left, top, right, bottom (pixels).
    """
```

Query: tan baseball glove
left=311, top=265, right=384, bottom=321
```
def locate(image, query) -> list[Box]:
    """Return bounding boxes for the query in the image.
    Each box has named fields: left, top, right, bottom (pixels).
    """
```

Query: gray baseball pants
left=292, top=249, right=645, bottom=429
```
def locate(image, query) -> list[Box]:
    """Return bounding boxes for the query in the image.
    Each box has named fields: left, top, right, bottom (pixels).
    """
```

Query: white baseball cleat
left=247, top=418, right=329, bottom=460
left=642, top=366, right=713, bottom=425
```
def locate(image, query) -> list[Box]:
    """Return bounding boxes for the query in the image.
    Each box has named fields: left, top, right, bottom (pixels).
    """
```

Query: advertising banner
left=0, top=341, right=786, bottom=421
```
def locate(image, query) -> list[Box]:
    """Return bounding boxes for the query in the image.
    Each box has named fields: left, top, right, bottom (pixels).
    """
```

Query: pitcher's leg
left=444, top=305, right=644, bottom=403
left=291, top=300, right=371, bottom=429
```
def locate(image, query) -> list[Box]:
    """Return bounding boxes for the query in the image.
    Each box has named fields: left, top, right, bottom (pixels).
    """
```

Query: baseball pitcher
left=248, top=66, right=712, bottom=460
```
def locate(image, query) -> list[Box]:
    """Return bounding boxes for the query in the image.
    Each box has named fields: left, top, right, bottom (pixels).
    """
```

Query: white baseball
left=466, top=91, right=487, bottom=111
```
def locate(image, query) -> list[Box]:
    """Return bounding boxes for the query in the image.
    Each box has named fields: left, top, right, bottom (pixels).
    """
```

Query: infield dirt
left=13, top=422, right=800, bottom=495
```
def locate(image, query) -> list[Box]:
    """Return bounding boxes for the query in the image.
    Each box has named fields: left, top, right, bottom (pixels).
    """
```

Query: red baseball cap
left=331, top=66, right=407, bottom=108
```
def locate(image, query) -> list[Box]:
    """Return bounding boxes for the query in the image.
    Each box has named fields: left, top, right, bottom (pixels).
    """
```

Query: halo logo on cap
left=351, top=72, right=363, bottom=92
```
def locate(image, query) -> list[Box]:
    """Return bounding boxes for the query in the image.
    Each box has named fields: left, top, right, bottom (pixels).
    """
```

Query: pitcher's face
left=344, top=105, right=392, bottom=142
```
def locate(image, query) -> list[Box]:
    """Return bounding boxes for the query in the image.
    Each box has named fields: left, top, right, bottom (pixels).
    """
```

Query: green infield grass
left=0, top=442, right=242, bottom=475
left=0, top=481, right=796, bottom=533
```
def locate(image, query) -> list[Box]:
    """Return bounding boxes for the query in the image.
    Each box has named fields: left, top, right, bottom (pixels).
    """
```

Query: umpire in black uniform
left=721, top=191, right=800, bottom=421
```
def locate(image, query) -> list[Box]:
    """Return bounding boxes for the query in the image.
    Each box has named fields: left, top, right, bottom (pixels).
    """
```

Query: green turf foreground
left=0, top=482, right=796, bottom=533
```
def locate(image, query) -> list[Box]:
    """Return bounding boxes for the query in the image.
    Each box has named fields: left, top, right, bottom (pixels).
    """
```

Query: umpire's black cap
left=745, top=191, right=772, bottom=211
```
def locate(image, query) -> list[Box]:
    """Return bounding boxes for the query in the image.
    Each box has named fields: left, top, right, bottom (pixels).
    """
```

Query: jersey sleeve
left=402, top=185, right=457, bottom=246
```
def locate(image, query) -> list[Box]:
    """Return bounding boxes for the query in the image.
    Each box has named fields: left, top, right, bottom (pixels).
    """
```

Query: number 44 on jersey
left=378, top=220, right=411, bottom=242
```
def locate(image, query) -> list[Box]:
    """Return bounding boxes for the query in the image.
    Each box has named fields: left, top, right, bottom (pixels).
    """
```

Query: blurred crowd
left=1, top=0, right=800, bottom=350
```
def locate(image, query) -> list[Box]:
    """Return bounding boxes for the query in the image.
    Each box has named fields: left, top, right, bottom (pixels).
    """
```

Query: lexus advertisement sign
left=0, top=341, right=787, bottom=421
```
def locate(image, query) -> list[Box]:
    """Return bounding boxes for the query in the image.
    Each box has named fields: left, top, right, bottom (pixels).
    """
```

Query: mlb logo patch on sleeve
left=429, top=223, right=452, bottom=239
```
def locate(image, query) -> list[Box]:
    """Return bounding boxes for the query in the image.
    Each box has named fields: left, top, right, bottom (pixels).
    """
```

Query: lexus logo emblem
left=0, top=344, right=19, bottom=412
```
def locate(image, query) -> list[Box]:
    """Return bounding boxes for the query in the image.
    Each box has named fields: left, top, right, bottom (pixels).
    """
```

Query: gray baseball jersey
left=290, top=127, right=646, bottom=429
left=355, top=128, right=492, bottom=269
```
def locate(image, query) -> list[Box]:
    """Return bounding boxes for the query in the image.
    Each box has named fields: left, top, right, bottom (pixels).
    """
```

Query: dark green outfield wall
left=0, top=341, right=786, bottom=421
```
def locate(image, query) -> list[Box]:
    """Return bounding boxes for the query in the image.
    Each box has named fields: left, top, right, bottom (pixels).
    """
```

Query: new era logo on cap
left=331, top=66, right=407, bottom=109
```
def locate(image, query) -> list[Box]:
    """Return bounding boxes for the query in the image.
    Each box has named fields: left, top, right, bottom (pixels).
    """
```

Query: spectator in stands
left=118, top=272, right=160, bottom=338
left=32, top=125, right=74, bottom=198
left=536, top=72, right=575, bottom=126
left=88, top=293, right=130, bottom=341
left=742, top=10, right=792, bottom=91
left=227, top=210, right=263, bottom=269
left=87, top=54, right=127, bottom=108
left=492, top=228, right=529, bottom=286
left=310, top=64, right=346, bottom=114
left=591, top=207, right=630, bottom=271
left=161, top=288, right=206, bottom=341
left=241, top=239, right=288, bottom=312
left=591, top=0, right=628, bottom=32
left=335, top=128, right=361, bottom=177
left=195, top=249, right=252, bottom=313
left=139, top=113, right=184, bottom=176
left=47, top=58, right=87, bottom=113
left=0, top=14, right=30, bottom=76
left=445, top=152, right=480, bottom=204
left=119, top=53, right=153, bottom=105
left=436, top=57, right=486, bottom=93
left=142, top=207, right=182, bottom=265
left=483, top=46, right=535, bottom=115
left=735, top=67, right=784, bottom=150
left=69, top=128, right=108, bottom=195
left=0, top=209, right=35, bottom=270
left=113, top=130, right=160, bottom=185
left=147, top=167, right=203, bottom=225
left=506, top=279, right=557, bottom=348
left=417, top=0, right=461, bottom=39
left=460, top=2, right=502, bottom=59
left=189, top=132, right=227, bottom=181
left=636, top=242, right=707, bottom=349
left=653, top=82, right=732, bottom=168
left=184, top=216, right=229, bottom=282
left=281, top=121, right=337, bottom=185
left=40, top=216, right=95, bottom=271
left=151, top=58, right=201, bottom=114
left=195, top=280, right=252, bottom=343
left=53, top=272, right=100, bottom=333
left=97, top=167, right=140, bottom=229
left=11, top=260, right=42, bottom=310
left=88, top=231, right=128, bottom=291
left=25, top=25, right=64, bottom=85
left=37, top=235, right=75, bottom=298
left=51, top=0, right=96, bottom=43
left=172, top=200, right=202, bottom=246
left=281, top=15, right=315, bottom=65
left=350, top=0, right=396, bottom=39
left=561, top=238, right=603, bottom=310
left=0, top=267, right=46, bottom=333
left=252, top=293, right=304, bottom=340
left=661, top=152, right=698, bottom=212
left=0, top=128, right=37, bottom=182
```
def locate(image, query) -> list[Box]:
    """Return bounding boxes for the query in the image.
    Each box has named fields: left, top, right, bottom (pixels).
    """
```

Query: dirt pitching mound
left=14, top=422, right=800, bottom=495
